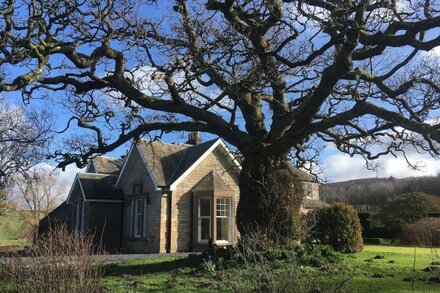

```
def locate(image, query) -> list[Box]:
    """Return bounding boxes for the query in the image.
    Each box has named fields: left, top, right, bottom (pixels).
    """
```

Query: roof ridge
left=168, top=138, right=222, bottom=187
left=167, top=147, right=190, bottom=185
left=166, top=139, right=217, bottom=185
left=94, top=155, right=121, bottom=160
left=78, top=172, right=119, bottom=177
left=168, top=138, right=220, bottom=184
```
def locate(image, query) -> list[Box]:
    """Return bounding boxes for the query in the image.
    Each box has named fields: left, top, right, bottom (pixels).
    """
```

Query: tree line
left=321, top=175, right=440, bottom=210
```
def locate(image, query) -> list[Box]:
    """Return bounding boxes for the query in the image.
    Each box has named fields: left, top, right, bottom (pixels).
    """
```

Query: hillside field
left=0, top=209, right=29, bottom=248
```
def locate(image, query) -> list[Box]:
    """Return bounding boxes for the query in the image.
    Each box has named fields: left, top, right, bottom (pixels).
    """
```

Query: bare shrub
left=0, top=224, right=106, bottom=293
left=401, top=218, right=440, bottom=247
left=300, top=211, right=318, bottom=244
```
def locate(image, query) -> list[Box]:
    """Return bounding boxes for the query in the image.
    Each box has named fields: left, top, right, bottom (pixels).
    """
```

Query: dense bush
left=377, top=193, right=440, bottom=231
left=400, top=218, right=440, bottom=246
left=294, top=244, right=341, bottom=267
left=306, top=202, right=363, bottom=253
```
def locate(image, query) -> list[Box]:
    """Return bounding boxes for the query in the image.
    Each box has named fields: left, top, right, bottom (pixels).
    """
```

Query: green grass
left=101, top=245, right=440, bottom=292
left=1, top=241, right=439, bottom=292
left=101, top=256, right=218, bottom=292
left=341, top=245, right=440, bottom=293
left=0, top=209, right=30, bottom=249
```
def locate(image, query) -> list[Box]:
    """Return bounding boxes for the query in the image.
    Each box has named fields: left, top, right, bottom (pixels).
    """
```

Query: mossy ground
left=100, top=245, right=440, bottom=292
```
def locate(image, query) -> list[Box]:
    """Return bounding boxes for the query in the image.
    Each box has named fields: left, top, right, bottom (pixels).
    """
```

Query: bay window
left=194, top=194, right=233, bottom=245
left=198, top=197, right=211, bottom=243
left=216, top=198, right=231, bottom=243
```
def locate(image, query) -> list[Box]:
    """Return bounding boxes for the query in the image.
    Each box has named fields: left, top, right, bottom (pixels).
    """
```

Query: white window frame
left=75, top=201, right=85, bottom=236
left=305, top=183, right=313, bottom=199
left=198, top=197, right=211, bottom=244
left=216, top=197, right=232, bottom=244
left=132, top=198, right=144, bottom=238
left=143, top=197, right=148, bottom=238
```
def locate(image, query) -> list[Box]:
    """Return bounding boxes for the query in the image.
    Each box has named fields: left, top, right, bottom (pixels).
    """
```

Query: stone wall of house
left=303, top=182, right=320, bottom=200
left=119, top=148, right=163, bottom=253
left=170, top=145, right=240, bottom=252
left=300, top=181, right=321, bottom=214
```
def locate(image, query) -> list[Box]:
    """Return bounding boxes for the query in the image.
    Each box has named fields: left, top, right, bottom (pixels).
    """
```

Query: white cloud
left=423, top=45, right=440, bottom=59
left=431, top=46, right=440, bottom=56
left=36, top=162, right=84, bottom=202
left=322, top=152, right=440, bottom=183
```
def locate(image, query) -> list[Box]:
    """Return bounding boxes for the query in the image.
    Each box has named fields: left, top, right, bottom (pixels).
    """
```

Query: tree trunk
left=236, top=153, right=304, bottom=241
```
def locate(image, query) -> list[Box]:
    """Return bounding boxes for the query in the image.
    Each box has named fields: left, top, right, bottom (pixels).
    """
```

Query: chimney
left=186, top=131, right=202, bottom=145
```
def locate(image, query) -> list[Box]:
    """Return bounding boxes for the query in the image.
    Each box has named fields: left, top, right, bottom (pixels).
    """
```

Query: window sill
left=128, top=237, right=147, bottom=241
left=196, top=240, right=231, bottom=245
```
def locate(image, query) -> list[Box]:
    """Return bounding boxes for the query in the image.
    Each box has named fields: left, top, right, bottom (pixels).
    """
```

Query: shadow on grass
left=104, top=255, right=203, bottom=277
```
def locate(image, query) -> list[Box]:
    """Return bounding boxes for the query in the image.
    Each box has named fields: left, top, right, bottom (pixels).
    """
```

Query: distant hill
left=321, top=174, right=440, bottom=211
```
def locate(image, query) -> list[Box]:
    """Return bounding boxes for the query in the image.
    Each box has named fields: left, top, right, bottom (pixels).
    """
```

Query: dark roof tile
left=137, top=139, right=218, bottom=186
left=78, top=173, right=124, bottom=200
left=89, top=156, right=124, bottom=175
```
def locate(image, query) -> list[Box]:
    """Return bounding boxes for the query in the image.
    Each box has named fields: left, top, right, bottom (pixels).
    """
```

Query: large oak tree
left=1, top=0, right=439, bottom=239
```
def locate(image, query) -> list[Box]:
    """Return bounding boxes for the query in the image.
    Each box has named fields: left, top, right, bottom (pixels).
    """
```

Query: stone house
left=45, top=136, right=325, bottom=253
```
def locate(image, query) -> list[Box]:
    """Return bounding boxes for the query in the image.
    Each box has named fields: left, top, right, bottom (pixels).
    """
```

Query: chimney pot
left=186, top=131, right=202, bottom=145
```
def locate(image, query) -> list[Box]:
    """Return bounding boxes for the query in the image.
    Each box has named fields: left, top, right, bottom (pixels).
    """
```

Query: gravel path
left=1, top=252, right=201, bottom=264
left=96, top=252, right=201, bottom=263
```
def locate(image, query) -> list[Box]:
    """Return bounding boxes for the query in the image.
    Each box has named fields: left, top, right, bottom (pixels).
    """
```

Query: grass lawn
left=342, top=245, right=440, bottom=293
left=0, top=209, right=29, bottom=249
left=101, top=256, right=218, bottom=292
left=101, top=245, right=440, bottom=292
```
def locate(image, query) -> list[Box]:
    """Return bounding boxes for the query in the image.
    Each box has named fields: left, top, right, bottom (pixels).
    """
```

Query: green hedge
left=306, top=202, right=364, bottom=253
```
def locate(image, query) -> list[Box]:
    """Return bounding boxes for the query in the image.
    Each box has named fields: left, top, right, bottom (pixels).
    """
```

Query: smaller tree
left=377, top=193, right=440, bottom=231
left=0, top=98, right=52, bottom=216
left=306, top=202, right=363, bottom=253
left=10, top=167, right=66, bottom=243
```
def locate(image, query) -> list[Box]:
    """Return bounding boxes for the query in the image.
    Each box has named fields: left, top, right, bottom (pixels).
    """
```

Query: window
left=75, top=201, right=84, bottom=236
left=133, top=182, right=143, bottom=195
left=305, top=183, right=313, bottom=199
left=129, top=182, right=148, bottom=239
left=131, top=198, right=146, bottom=238
left=216, top=198, right=231, bottom=242
left=198, top=197, right=211, bottom=243
left=195, top=196, right=233, bottom=244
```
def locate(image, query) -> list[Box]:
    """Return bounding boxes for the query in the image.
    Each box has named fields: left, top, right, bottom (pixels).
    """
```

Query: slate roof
left=41, top=201, right=70, bottom=223
left=291, top=168, right=317, bottom=182
left=191, top=171, right=235, bottom=192
left=38, top=201, right=72, bottom=235
left=89, top=156, right=124, bottom=175
left=78, top=173, right=124, bottom=200
left=137, top=139, right=219, bottom=186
